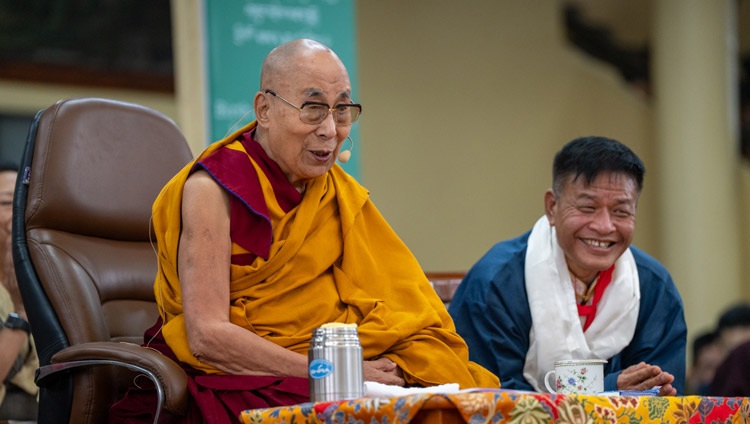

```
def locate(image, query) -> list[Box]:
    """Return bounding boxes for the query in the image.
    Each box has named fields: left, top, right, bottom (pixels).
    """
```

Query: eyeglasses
left=265, top=90, right=362, bottom=126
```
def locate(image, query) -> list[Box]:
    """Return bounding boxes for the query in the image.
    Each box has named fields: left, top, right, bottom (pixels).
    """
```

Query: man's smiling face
left=544, top=171, right=639, bottom=282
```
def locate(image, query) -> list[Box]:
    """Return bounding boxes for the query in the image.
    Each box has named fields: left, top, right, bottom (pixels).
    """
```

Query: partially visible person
left=705, top=302, right=750, bottom=396
left=0, top=161, right=39, bottom=421
left=449, top=136, right=686, bottom=396
left=709, top=338, right=750, bottom=396
left=714, top=303, right=750, bottom=357
left=685, top=330, right=721, bottom=395
left=111, top=39, right=498, bottom=423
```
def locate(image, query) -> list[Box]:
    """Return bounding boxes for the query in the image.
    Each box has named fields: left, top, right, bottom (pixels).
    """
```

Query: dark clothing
left=710, top=339, right=750, bottom=396
left=109, top=318, right=309, bottom=423
left=448, top=231, right=687, bottom=394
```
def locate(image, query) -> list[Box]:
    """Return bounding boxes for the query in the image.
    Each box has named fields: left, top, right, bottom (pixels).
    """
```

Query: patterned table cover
left=240, top=389, right=750, bottom=424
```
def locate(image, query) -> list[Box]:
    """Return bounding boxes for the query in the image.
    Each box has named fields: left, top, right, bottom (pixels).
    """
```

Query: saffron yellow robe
left=152, top=122, right=498, bottom=389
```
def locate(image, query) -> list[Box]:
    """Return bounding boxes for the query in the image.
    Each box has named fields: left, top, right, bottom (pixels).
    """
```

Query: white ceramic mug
left=543, top=359, right=607, bottom=394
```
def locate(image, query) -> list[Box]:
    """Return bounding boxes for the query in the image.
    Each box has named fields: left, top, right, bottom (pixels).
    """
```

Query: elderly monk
left=110, top=39, right=497, bottom=423
left=450, top=137, right=686, bottom=396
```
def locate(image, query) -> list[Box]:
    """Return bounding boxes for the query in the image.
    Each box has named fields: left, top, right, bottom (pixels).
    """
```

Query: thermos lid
left=311, top=323, right=360, bottom=347
left=314, top=322, right=359, bottom=334
left=320, top=322, right=357, bottom=329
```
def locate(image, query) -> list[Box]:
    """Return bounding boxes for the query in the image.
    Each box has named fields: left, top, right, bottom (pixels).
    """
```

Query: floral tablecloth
left=240, top=390, right=750, bottom=424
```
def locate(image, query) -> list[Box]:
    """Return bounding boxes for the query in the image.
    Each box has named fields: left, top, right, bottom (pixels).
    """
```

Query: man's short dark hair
left=717, top=303, right=750, bottom=331
left=691, top=330, right=718, bottom=366
left=552, top=136, right=645, bottom=195
left=0, top=160, right=19, bottom=173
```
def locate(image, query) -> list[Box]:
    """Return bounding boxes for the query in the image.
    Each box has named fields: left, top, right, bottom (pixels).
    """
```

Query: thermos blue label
left=309, top=358, right=334, bottom=379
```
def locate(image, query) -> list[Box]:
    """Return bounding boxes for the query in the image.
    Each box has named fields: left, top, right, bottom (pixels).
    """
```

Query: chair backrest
left=426, top=272, right=465, bottom=306
left=12, top=98, right=193, bottom=423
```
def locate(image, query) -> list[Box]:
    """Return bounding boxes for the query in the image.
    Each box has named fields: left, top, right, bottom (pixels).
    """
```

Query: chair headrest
left=25, top=98, right=193, bottom=241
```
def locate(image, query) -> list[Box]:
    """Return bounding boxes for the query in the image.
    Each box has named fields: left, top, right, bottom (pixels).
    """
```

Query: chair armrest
left=37, top=341, right=188, bottom=418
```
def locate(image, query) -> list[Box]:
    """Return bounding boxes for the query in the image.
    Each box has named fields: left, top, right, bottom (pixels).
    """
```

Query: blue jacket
left=448, top=231, right=687, bottom=393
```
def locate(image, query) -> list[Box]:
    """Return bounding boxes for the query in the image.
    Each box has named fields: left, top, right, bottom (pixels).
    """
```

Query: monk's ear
left=544, top=189, right=557, bottom=225
left=254, top=91, right=270, bottom=126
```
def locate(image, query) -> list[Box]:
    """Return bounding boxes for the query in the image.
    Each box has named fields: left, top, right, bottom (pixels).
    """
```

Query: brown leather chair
left=11, top=98, right=194, bottom=423
left=425, top=272, right=465, bottom=306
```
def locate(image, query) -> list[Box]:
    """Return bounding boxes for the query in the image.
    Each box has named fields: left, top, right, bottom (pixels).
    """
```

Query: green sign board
left=203, top=0, right=360, bottom=178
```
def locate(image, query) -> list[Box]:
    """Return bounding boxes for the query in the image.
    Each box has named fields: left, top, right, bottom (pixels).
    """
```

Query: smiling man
left=449, top=136, right=686, bottom=396
left=111, top=39, right=497, bottom=423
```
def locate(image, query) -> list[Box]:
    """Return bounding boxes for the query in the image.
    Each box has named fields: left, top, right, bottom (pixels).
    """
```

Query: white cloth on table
left=364, top=381, right=460, bottom=397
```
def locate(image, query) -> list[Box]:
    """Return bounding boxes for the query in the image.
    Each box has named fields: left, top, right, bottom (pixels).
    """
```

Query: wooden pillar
left=170, top=0, right=207, bottom=155
left=652, top=0, right=741, bottom=340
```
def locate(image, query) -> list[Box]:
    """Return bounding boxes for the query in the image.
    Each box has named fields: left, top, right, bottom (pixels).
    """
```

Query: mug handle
left=543, top=370, right=557, bottom=394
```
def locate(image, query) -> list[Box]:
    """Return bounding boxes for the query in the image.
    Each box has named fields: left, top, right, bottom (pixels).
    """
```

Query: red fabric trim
left=239, top=132, right=302, bottom=212
left=577, top=265, right=615, bottom=332
left=109, top=318, right=309, bottom=423
left=192, top=130, right=302, bottom=261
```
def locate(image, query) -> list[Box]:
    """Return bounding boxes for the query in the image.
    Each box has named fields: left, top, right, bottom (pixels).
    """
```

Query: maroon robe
left=109, top=131, right=309, bottom=423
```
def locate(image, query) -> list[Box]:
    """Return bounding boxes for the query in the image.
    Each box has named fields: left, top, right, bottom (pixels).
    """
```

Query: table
left=240, top=390, right=750, bottom=423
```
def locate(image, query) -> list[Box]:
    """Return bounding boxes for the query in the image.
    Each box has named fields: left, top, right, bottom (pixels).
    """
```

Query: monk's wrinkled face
left=260, top=50, right=353, bottom=190
left=544, top=171, right=638, bottom=282
left=0, top=170, right=15, bottom=240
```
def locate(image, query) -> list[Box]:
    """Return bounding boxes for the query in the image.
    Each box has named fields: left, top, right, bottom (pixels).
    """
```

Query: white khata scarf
left=522, top=216, right=640, bottom=391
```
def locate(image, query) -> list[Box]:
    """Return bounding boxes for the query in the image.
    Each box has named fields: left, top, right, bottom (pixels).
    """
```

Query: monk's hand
left=617, top=362, right=677, bottom=396
left=363, top=357, right=405, bottom=387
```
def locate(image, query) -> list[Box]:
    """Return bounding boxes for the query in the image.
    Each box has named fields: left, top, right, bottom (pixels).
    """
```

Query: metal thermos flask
left=308, top=324, right=364, bottom=402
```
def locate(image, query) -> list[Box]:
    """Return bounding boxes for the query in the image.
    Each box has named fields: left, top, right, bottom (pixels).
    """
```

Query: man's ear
left=544, top=189, right=557, bottom=225
left=254, top=92, right=270, bottom=125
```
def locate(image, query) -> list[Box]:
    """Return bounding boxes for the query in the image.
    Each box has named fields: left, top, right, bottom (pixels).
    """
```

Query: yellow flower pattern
left=241, top=391, right=750, bottom=424
left=739, top=401, right=750, bottom=424
left=508, top=396, right=550, bottom=424
left=556, top=397, right=593, bottom=424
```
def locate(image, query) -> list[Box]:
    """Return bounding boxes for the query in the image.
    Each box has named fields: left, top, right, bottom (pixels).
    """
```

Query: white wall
left=357, top=0, right=656, bottom=272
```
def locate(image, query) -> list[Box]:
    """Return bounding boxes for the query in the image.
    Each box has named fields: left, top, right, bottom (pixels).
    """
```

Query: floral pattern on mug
left=556, top=367, right=599, bottom=394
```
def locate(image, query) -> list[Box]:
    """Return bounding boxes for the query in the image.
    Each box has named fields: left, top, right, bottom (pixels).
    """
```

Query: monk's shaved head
left=252, top=38, right=354, bottom=188
left=260, top=39, right=344, bottom=91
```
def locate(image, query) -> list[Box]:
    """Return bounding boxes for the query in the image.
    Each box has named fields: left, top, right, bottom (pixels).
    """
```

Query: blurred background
left=0, top=0, right=748, bottom=358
